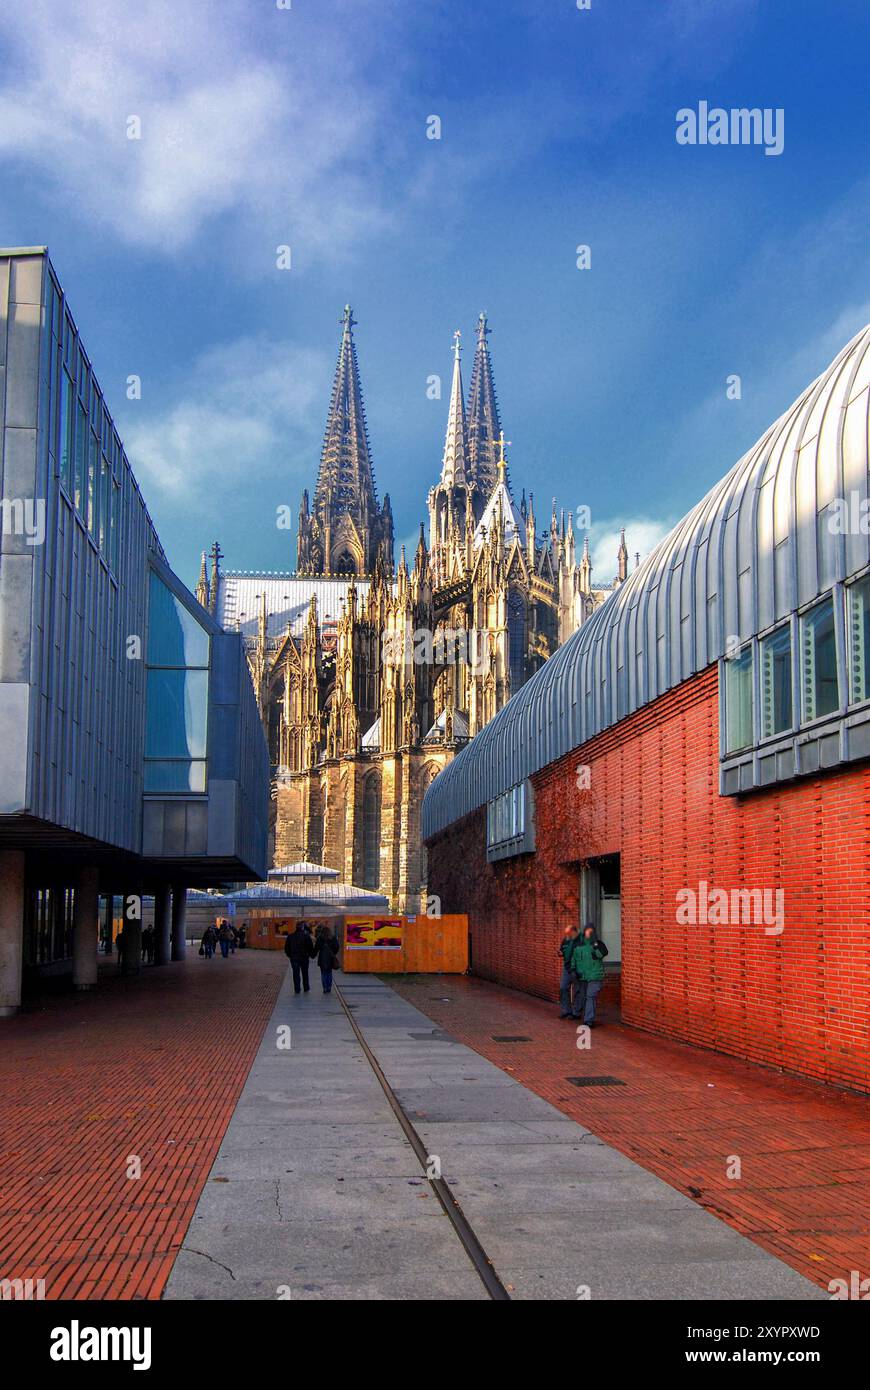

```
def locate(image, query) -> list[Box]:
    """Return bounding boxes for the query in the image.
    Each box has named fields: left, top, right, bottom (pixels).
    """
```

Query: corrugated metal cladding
left=423, top=324, right=870, bottom=839
left=216, top=574, right=397, bottom=639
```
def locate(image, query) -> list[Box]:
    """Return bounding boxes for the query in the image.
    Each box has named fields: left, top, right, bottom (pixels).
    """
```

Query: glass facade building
left=0, top=248, right=269, bottom=1007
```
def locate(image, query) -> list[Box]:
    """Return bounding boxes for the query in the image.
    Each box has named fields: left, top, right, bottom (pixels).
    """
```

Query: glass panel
left=145, top=669, right=208, bottom=758
left=724, top=648, right=753, bottom=752
left=59, top=367, right=74, bottom=492
left=88, top=429, right=99, bottom=535
left=144, top=760, right=207, bottom=793
left=800, top=597, right=839, bottom=721
left=74, top=402, right=87, bottom=515
left=99, top=454, right=110, bottom=551
left=760, top=626, right=792, bottom=737
left=110, top=480, right=120, bottom=571
left=848, top=576, right=870, bottom=704
left=147, top=570, right=210, bottom=667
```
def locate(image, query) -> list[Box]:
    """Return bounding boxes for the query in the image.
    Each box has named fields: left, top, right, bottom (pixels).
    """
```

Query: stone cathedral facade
left=200, top=308, right=630, bottom=911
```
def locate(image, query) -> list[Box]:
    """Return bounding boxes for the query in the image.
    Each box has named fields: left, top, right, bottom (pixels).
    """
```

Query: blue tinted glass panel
left=99, top=455, right=110, bottom=551
left=145, top=669, right=208, bottom=758
left=144, top=760, right=207, bottom=793
left=147, top=571, right=210, bottom=667
left=59, top=367, right=74, bottom=492
left=88, top=430, right=99, bottom=535
left=110, top=481, right=120, bottom=571
left=74, top=402, right=87, bottom=514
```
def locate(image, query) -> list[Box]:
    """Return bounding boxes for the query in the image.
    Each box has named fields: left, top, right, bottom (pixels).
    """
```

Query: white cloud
left=121, top=334, right=328, bottom=504
left=0, top=0, right=397, bottom=257
left=588, top=517, right=674, bottom=584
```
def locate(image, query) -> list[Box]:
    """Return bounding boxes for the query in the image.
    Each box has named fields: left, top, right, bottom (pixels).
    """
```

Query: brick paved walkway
left=388, top=973, right=870, bottom=1294
left=0, top=949, right=285, bottom=1300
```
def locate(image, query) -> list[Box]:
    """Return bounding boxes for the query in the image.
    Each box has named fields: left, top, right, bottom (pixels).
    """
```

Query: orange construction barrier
left=341, top=913, right=468, bottom=974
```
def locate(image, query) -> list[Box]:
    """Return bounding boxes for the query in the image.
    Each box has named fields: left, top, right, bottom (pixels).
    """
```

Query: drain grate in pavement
left=408, top=1030, right=452, bottom=1041
left=567, top=1075, right=626, bottom=1087
left=492, top=1035, right=532, bottom=1043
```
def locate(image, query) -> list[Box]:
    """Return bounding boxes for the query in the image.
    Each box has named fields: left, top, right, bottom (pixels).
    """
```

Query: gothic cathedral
left=199, top=308, right=630, bottom=911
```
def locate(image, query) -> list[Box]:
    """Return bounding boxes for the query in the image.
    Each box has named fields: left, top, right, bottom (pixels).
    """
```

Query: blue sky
left=2, top=0, right=870, bottom=589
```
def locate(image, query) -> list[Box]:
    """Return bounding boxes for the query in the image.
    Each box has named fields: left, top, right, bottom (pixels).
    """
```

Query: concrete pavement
left=165, top=972, right=823, bottom=1301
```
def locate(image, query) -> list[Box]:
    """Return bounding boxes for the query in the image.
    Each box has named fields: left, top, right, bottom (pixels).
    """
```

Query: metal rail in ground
left=334, top=983, right=511, bottom=1301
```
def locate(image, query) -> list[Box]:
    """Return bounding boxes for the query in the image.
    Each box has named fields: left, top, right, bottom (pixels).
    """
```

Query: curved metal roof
left=267, top=861, right=340, bottom=879
left=225, top=881, right=389, bottom=910
left=423, top=324, right=870, bottom=839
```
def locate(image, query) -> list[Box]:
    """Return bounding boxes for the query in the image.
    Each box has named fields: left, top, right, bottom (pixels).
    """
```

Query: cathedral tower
left=297, top=306, right=394, bottom=577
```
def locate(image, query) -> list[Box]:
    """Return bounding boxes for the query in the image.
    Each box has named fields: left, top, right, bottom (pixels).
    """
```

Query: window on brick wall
left=800, top=596, right=839, bottom=722
left=724, top=646, right=753, bottom=752
left=486, top=781, right=535, bottom=859
left=760, top=624, right=793, bottom=737
left=847, top=575, right=870, bottom=704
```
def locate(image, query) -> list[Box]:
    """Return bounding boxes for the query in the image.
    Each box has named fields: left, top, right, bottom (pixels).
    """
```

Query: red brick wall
left=428, top=665, right=870, bottom=1094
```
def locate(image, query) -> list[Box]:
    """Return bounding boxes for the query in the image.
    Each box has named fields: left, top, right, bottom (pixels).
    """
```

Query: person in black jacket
left=557, top=925, right=580, bottom=1018
left=313, top=924, right=340, bottom=994
left=284, top=922, right=315, bottom=994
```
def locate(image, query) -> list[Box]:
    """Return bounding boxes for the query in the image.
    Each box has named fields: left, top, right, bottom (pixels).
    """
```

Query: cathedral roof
left=423, top=707, right=470, bottom=741
left=361, top=716, right=381, bottom=748
left=215, top=573, right=397, bottom=639
left=474, top=473, right=524, bottom=550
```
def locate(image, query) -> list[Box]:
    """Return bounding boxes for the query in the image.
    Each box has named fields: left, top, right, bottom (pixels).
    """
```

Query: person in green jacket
left=570, top=923, right=609, bottom=1026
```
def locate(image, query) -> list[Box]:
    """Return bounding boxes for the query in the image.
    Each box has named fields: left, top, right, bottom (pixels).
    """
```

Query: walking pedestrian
left=284, top=922, right=314, bottom=994
left=201, top=924, right=217, bottom=959
left=115, top=926, right=126, bottom=971
left=558, top=924, right=580, bottom=1018
left=570, top=923, right=609, bottom=1026
left=314, top=925, right=340, bottom=994
left=218, top=921, right=234, bottom=959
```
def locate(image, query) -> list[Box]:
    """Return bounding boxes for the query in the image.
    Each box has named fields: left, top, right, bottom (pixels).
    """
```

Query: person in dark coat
left=558, top=924, right=580, bottom=1018
left=201, top=924, right=217, bottom=959
left=314, top=926, right=340, bottom=994
left=284, top=923, right=315, bottom=994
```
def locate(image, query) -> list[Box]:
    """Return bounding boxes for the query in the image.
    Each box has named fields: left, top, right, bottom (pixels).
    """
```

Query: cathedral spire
left=439, top=331, right=470, bottom=491
left=304, top=306, right=388, bottom=576
left=195, top=551, right=209, bottom=609
left=466, top=311, right=503, bottom=499
left=208, top=540, right=222, bottom=618
left=617, top=527, right=629, bottom=583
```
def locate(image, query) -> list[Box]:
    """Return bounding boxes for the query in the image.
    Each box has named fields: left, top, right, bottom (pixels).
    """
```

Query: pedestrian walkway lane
left=167, top=974, right=822, bottom=1300
left=163, top=972, right=489, bottom=1300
